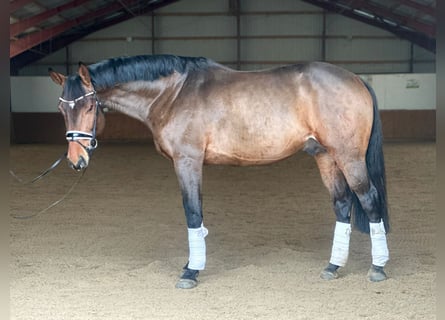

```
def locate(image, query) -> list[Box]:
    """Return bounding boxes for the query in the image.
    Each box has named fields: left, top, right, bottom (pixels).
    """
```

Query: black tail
left=352, top=82, right=390, bottom=234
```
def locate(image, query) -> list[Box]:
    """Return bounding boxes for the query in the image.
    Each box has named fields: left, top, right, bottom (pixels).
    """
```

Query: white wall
left=17, top=0, right=435, bottom=76
left=11, top=73, right=436, bottom=112
left=11, top=77, right=61, bottom=112
left=360, top=74, right=436, bottom=110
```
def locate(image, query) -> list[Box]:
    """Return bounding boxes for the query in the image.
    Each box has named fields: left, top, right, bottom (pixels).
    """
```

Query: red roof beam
left=352, top=0, right=435, bottom=37
left=397, top=0, right=435, bottom=18
left=10, top=1, right=131, bottom=57
left=10, top=0, right=92, bottom=38
left=10, top=0, right=35, bottom=14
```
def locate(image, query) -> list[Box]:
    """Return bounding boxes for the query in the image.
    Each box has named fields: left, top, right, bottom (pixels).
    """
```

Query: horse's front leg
left=173, top=155, right=208, bottom=289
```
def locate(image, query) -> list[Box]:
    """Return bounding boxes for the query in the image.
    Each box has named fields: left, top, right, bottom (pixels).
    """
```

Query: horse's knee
left=342, top=161, right=382, bottom=222
left=315, top=152, right=353, bottom=223
left=355, top=183, right=381, bottom=222
left=331, top=171, right=354, bottom=222
left=333, top=192, right=353, bottom=223
left=342, top=161, right=369, bottom=194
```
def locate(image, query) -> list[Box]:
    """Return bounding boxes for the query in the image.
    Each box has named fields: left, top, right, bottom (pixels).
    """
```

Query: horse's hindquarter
left=304, top=62, right=374, bottom=158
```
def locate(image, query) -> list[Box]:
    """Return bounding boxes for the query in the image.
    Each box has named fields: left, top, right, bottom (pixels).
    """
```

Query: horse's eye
left=86, top=104, right=94, bottom=113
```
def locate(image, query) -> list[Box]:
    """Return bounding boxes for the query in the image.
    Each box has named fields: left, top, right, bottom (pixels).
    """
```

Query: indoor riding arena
left=10, top=1, right=436, bottom=319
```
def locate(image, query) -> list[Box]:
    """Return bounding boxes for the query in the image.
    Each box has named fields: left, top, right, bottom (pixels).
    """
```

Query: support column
left=321, top=9, right=326, bottom=61
left=151, top=11, right=156, bottom=55
left=230, top=0, right=241, bottom=70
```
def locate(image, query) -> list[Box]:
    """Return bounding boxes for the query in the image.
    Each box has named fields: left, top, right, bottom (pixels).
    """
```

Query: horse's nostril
left=77, top=156, right=87, bottom=170
left=68, top=156, right=87, bottom=171
left=68, top=159, right=77, bottom=171
left=70, top=162, right=82, bottom=171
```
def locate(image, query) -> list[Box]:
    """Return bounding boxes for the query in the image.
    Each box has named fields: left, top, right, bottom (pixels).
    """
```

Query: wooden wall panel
left=380, top=110, right=436, bottom=140
left=11, top=112, right=152, bottom=144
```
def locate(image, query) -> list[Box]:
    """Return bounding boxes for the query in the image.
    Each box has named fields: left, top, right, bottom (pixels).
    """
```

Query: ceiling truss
left=301, top=0, right=435, bottom=52
left=10, top=0, right=435, bottom=72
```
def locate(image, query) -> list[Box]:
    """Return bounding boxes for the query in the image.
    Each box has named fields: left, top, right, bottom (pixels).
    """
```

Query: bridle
left=9, top=90, right=101, bottom=219
left=60, top=90, right=101, bottom=157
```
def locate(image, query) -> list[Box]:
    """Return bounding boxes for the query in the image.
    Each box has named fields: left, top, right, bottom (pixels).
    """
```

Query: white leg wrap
left=370, top=221, right=389, bottom=267
left=187, top=223, right=208, bottom=270
left=329, top=221, right=352, bottom=267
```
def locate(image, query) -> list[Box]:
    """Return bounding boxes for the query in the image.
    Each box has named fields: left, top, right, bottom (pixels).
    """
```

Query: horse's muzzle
left=67, top=140, right=90, bottom=171
left=69, top=155, right=88, bottom=171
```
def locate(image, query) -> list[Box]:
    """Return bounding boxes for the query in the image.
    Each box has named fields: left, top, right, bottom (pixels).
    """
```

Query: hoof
left=176, top=264, right=199, bottom=289
left=320, top=269, right=339, bottom=280
left=175, top=278, right=198, bottom=289
left=320, top=263, right=339, bottom=280
left=367, top=265, right=388, bottom=282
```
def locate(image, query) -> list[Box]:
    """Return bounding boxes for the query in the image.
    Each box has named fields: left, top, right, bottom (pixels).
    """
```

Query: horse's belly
left=202, top=100, right=310, bottom=165
left=204, top=137, right=304, bottom=166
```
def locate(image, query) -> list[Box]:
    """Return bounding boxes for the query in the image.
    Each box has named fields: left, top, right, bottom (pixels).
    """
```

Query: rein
left=10, top=154, right=86, bottom=219
left=9, top=152, right=67, bottom=185
left=11, top=170, right=86, bottom=220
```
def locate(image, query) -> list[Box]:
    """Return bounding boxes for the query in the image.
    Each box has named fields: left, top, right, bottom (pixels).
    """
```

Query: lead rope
left=10, top=153, right=86, bottom=219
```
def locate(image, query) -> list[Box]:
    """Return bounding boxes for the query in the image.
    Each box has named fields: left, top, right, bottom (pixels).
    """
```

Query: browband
left=59, top=91, right=96, bottom=109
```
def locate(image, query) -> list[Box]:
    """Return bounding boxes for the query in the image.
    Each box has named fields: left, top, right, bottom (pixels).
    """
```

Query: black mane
left=87, top=54, right=215, bottom=90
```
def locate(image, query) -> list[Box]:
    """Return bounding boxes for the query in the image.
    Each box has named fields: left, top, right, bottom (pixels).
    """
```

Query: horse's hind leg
left=341, top=160, right=389, bottom=281
left=310, top=148, right=354, bottom=280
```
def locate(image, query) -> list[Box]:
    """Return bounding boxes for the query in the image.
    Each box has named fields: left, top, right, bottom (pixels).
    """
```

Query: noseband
left=59, top=91, right=100, bottom=156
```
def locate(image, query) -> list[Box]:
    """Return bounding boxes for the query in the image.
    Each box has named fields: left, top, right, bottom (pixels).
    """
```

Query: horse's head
left=49, top=63, right=105, bottom=171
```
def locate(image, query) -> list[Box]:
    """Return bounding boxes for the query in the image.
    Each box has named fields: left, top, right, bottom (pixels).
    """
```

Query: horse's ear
left=48, top=68, right=66, bottom=86
left=78, top=62, right=92, bottom=87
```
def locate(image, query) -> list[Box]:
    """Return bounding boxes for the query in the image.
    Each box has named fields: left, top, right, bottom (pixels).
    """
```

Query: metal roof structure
left=302, top=0, right=435, bottom=51
left=10, top=0, right=436, bottom=71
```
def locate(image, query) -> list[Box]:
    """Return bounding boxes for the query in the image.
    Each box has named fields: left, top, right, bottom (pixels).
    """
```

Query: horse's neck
left=96, top=73, right=185, bottom=123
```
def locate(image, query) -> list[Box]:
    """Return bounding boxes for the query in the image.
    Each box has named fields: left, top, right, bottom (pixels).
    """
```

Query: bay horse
left=49, top=54, right=389, bottom=289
